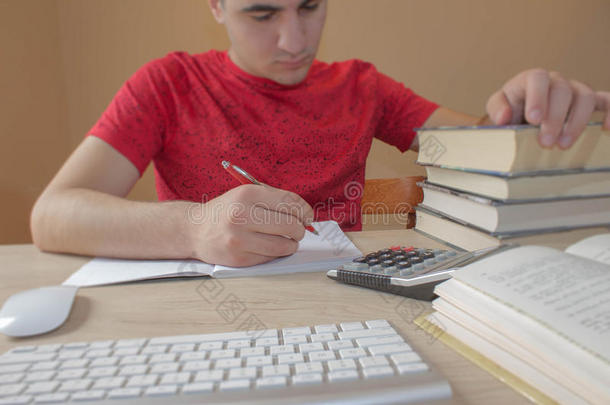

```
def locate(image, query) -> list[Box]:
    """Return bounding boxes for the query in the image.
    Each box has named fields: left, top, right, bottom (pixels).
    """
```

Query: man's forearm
left=31, top=189, right=198, bottom=260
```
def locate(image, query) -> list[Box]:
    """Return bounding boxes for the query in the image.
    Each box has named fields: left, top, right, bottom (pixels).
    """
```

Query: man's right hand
left=186, top=184, right=315, bottom=267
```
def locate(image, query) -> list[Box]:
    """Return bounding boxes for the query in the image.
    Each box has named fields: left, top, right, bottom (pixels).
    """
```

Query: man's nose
left=277, top=13, right=307, bottom=56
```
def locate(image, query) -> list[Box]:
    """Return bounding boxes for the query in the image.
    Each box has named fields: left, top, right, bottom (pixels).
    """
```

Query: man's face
left=210, top=0, right=327, bottom=86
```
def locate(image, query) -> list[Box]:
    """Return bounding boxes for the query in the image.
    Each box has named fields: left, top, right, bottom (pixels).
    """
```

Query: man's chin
left=270, top=69, right=310, bottom=86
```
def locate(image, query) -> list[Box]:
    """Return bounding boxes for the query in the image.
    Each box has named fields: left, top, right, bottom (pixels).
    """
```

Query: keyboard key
left=0, top=353, right=56, bottom=365
left=119, top=355, right=148, bottom=365
left=182, top=360, right=212, bottom=371
left=368, top=343, right=412, bottom=356
left=0, top=396, right=32, bottom=405
left=0, top=373, right=23, bottom=384
left=214, top=358, right=242, bottom=369
left=69, top=390, right=105, bottom=402
left=107, top=388, right=141, bottom=399
left=169, top=344, right=196, bottom=353
left=359, top=356, right=389, bottom=368
left=327, top=359, right=356, bottom=371
left=269, top=345, right=294, bottom=355
left=33, top=392, right=69, bottom=403
left=255, top=376, right=287, bottom=389
left=245, top=356, right=272, bottom=367
left=294, top=362, right=323, bottom=374
left=255, top=337, right=279, bottom=347
left=362, top=366, right=395, bottom=379
left=298, top=343, right=324, bottom=353
left=277, top=353, right=304, bottom=365
left=126, top=375, right=158, bottom=388
left=92, top=377, right=125, bottom=390
left=194, top=370, right=224, bottom=382
left=219, top=379, right=250, bottom=391
left=228, top=367, right=257, bottom=380
left=309, top=333, right=335, bottom=343
left=338, top=348, right=367, bottom=359
left=25, top=382, right=59, bottom=395
left=326, top=340, right=354, bottom=351
left=89, top=357, right=118, bottom=368
left=87, top=366, right=117, bottom=378
left=282, top=327, right=311, bottom=337
left=88, top=341, right=114, bottom=350
left=113, top=348, right=139, bottom=357
left=356, top=335, right=404, bottom=348
left=328, top=370, right=359, bottom=382
left=182, top=382, right=214, bottom=394
left=197, top=342, right=223, bottom=351
left=159, top=372, right=191, bottom=385
left=0, top=364, right=30, bottom=374
left=149, top=353, right=177, bottom=364
left=209, top=350, right=235, bottom=360
left=291, top=373, right=323, bottom=386
left=57, top=379, right=92, bottom=392
left=145, top=385, right=177, bottom=397
left=226, top=340, right=251, bottom=349
left=0, top=384, right=26, bottom=397
left=314, top=324, right=338, bottom=334
left=24, top=371, right=55, bottom=383
left=283, top=335, right=308, bottom=344
left=118, top=365, right=149, bottom=376
left=115, top=339, right=147, bottom=348
left=261, top=365, right=290, bottom=377
left=84, top=349, right=112, bottom=359
left=390, top=352, right=421, bottom=365
left=338, top=327, right=396, bottom=340
left=308, top=351, right=336, bottom=362
left=150, top=363, right=179, bottom=374
left=239, top=347, right=265, bottom=357
left=397, top=363, right=429, bottom=375
left=56, top=369, right=87, bottom=380
left=140, top=345, right=167, bottom=355
left=179, top=352, right=207, bottom=362
left=57, top=350, right=86, bottom=360
left=340, top=322, right=364, bottom=331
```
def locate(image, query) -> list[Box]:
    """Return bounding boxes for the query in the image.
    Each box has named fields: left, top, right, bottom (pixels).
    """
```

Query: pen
left=222, top=161, right=319, bottom=235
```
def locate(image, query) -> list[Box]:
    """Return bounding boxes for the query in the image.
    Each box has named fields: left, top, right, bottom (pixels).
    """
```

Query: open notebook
left=63, top=221, right=361, bottom=287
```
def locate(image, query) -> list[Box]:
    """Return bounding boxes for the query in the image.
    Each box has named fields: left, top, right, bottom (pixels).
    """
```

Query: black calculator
left=327, top=245, right=513, bottom=301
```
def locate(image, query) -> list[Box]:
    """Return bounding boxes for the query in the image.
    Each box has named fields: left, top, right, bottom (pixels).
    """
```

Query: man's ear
left=208, top=0, right=226, bottom=24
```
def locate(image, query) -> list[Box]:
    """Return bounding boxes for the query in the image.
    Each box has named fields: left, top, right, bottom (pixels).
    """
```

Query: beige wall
left=0, top=0, right=67, bottom=244
left=2, top=0, right=610, bottom=243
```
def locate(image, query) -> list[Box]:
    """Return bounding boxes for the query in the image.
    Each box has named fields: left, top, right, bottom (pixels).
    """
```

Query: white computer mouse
left=0, top=285, right=79, bottom=337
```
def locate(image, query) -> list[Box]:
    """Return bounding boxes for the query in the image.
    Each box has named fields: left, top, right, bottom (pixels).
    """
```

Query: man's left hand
left=486, top=68, right=610, bottom=149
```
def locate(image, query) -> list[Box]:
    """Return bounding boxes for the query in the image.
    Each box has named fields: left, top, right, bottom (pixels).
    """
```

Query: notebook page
left=63, top=258, right=214, bottom=287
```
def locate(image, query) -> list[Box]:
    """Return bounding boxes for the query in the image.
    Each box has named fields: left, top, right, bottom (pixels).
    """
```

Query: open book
left=422, top=234, right=610, bottom=405
left=63, top=221, right=361, bottom=287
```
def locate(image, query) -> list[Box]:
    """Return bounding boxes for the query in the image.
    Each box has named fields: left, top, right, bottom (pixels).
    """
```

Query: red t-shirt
left=89, top=50, right=438, bottom=231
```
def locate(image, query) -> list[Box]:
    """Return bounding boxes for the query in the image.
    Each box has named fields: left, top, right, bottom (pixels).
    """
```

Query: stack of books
left=416, top=233, right=610, bottom=404
left=413, top=123, right=610, bottom=250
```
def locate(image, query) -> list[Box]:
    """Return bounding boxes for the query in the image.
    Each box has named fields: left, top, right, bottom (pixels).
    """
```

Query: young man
left=31, top=0, right=610, bottom=267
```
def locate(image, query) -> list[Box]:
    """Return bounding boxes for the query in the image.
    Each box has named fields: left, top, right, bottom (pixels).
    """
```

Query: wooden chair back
left=361, top=176, right=425, bottom=229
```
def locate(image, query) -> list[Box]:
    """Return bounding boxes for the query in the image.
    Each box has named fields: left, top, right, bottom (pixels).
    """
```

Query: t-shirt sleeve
left=87, top=58, right=174, bottom=176
left=374, top=71, right=439, bottom=152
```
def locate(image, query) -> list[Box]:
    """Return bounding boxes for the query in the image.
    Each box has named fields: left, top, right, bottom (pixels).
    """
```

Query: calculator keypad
left=341, top=247, right=457, bottom=278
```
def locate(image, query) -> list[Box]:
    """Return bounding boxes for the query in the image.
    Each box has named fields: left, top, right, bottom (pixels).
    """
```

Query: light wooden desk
left=0, top=230, right=529, bottom=404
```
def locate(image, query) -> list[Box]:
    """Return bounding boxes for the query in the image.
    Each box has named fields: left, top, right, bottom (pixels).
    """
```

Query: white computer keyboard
left=0, top=320, right=451, bottom=404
